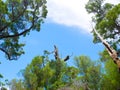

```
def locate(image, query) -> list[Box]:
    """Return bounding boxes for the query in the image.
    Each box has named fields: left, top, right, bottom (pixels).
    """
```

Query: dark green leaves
left=0, top=0, right=48, bottom=60
left=86, top=0, right=119, bottom=43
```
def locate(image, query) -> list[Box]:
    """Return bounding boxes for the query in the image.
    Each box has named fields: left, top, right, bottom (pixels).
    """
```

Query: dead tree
left=93, top=28, right=120, bottom=72
left=54, top=45, right=60, bottom=60
left=53, top=45, right=71, bottom=62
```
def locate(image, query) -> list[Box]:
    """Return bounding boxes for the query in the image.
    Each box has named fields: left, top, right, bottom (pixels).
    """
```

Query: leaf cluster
left=86, top=0, right=120, bottom=47
left=0, top=0, right=48, bottom=60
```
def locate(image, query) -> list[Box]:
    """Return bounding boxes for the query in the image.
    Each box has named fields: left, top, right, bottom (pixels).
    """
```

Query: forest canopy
left=1, top=0, right=120, bottom=90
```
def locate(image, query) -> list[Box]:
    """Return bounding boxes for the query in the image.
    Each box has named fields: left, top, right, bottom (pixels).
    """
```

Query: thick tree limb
left=93, top=27, right=120, bottom=72
left=0, top=23, right=34, bottom=39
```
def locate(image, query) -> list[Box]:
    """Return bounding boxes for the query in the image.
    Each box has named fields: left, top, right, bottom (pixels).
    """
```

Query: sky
left=0, top=0, right=119, bottom=83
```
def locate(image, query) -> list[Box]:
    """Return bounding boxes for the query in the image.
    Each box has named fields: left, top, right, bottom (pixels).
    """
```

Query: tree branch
left=0, top=27, right=32, bottom=39
left=0, top=48, right=11, bottom=60
left=0, top=6, right=27, bottom=32
left=0, top=4, right=39, bottom=39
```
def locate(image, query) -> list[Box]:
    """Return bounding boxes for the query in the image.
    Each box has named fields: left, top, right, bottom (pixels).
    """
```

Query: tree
left=9, top=79, right=26, bottom=90
left=48, top=60, right=78, bottom=90
left=86, top=1, right=120, bottom=89
left=99, top=50, right=120, bottom=90
left=73, top=55, right=101, bottom=90
left=44, top=46, right=78, bottom=90
left=1, top=87, right=7, bottom=90
left=22, top=56, right=77, bottom=90
left=85, top=0, right=120, bottom=48
left=22, top=47, right=78, bottom=90
left=0, top=0, right=47, bottom=60
left=23, top=56, right=52, bottom=90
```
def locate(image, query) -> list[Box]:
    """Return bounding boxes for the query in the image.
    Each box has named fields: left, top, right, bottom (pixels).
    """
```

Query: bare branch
left=54, top=45, right=60, bottom=60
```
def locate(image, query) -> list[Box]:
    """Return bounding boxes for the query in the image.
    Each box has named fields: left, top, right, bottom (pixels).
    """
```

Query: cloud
left=46, top=0, right=119, bottom=33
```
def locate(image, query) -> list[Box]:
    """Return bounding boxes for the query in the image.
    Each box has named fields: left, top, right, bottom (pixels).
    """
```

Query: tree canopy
left=86, top=0, right=120, bottom=49
left=1, top=0, right=120, bottom=90
left=0, top=0, right=47, bottom=60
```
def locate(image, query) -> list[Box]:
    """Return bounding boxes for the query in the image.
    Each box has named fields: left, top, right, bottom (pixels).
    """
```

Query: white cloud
left=46, top=0, right=119, bottom=33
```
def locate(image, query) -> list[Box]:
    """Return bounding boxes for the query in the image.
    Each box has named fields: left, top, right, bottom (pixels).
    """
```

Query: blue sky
left=0, top=0, right=119, bottom=82
left=0, top=22, right=104, bottom=81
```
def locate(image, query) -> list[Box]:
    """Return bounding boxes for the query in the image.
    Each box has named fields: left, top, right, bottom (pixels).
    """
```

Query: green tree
left=0, top=0, right=47, bottom=60
left=86, top=1, right=120, bottom=89
left=1, top=87, right=7, bottom=90
left=99, top=50, right=120, bottom=90
left=9, top=79, right=26, bottom=90
left=85, top=0, right=120, bottom=47
left=23, top=56, right=53, bottom=90
left=48, top=60, right=78, bottom=90
left=22, top=48, right=78, bottom=90
left=23, top=56, right=77, bottom=90
left=73, top=55, right=101, bottom=90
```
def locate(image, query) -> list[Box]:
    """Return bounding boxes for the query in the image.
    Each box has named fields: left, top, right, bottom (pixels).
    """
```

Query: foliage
left=86, top=1, right=120, bottom=89
left=1, top=0, right=120, bottom=89
left=8, top=53, right=120, bottom=89
left=23, top=56, right=50, bottom=90
left=9, top=79, right=26, bottom=90
left=21, top=51, right=78, bottom=90
left=0, top=74, right=3, bottom=79
left=99, top=50, right=120, bottom=90
left=49, top=60, right=78, bottom=90
left=0, top=0, right=47, bottom=60
left=86, top=0, right=120, bottom=48
left=1, top=87, right=7, bottom=90
left=73, top=55, right=102, bottom=90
